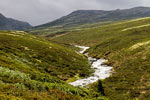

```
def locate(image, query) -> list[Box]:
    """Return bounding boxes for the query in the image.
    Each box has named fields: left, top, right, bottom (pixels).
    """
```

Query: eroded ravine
left=69, top=45, right=112, bottom=87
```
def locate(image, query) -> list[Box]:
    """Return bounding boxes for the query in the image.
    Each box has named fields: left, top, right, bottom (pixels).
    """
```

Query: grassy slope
left=27, top=21, right=111, bottom=36
left=52, top=17, right=150, bottom=100
left=0, top=31, right=107, bottom=100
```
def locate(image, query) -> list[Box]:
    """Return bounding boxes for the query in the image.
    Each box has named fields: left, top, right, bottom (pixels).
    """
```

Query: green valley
left=1, top=5, right=150, bottom=100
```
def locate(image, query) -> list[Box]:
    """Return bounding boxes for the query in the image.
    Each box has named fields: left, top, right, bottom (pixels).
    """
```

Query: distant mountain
left=36, top=7, right=150, bottom=28
left=0, top=13, right=32, bottom=30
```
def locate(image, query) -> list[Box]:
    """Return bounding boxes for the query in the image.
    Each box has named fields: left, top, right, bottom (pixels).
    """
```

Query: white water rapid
left=69, top=45, right=112, bottom=87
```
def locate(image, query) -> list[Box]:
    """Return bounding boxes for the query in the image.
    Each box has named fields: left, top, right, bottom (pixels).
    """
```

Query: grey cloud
left=0, top=0, right=149, bottom=26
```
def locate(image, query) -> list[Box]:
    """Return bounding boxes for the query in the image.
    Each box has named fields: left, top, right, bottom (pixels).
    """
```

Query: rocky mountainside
left=0, top=13, right=32, bottom=30
left=36, top=7, right=150, bottom=28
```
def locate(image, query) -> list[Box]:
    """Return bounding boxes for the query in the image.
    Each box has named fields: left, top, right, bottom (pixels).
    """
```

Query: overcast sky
left=0, top=0, right=150, bottom=26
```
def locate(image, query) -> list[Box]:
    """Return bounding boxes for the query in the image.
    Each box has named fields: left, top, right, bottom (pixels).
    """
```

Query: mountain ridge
left=35, top=6, right=150, bottom=28
left=0, top=13, right=32, bottom=30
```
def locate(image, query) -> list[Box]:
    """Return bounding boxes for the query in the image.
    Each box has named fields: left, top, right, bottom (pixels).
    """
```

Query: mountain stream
left=69, top=45, right=112, bottom=87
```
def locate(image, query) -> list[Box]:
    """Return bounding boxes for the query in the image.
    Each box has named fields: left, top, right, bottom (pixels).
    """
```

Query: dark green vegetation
left=30, top=7, right=150, bottom=36
left=0, top=13, right=32, bottom=30
left=52, top=17, right=150, bottom=99
left=0, top=31, right=110, bottom=100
